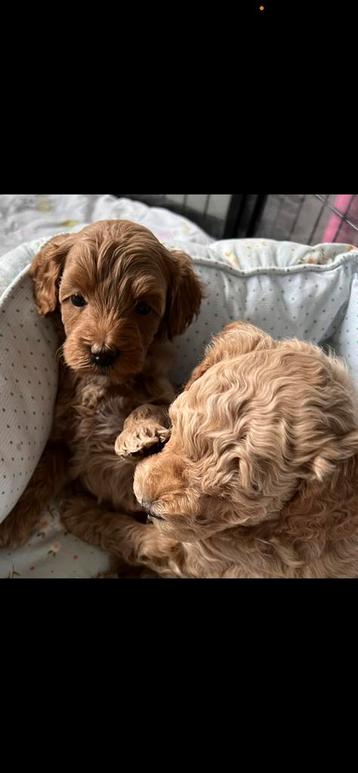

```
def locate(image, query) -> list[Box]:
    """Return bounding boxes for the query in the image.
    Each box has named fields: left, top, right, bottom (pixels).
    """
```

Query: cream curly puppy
left=60, top=321, right=358, bottom=578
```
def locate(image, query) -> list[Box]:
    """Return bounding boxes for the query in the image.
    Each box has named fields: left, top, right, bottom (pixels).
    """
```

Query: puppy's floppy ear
left=184, top=359, right=211, bottom=390
left=184, top=341, right=217, bottom=390
left=30, top=233, right=76, bottom=315
left=160, top=249, right=203, bottom=339
left=311, top=430, right=358, bottom=481
left=185, top=321, right=274, bottom=390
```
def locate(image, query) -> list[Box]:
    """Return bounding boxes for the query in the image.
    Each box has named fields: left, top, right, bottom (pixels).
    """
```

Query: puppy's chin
left=62, top=340, right=146, bottom=383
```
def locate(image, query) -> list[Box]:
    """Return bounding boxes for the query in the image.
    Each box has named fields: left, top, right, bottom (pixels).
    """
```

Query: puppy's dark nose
left=90, top=347, right=118, bottom=368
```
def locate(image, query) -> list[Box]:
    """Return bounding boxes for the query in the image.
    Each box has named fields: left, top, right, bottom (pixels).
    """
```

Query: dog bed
left=0, top=194, right=212, bottom=258
left=1, top=223, right=357, bottom=577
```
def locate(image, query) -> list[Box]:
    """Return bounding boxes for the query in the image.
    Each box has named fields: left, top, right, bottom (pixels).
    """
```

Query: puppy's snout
left=90, top=346, right=119, bottom=368
left=143, top=503, right=165, bottom=523
left=140, top=500, right=163, bottom=521
left=141, top=500, right=153, bottom=513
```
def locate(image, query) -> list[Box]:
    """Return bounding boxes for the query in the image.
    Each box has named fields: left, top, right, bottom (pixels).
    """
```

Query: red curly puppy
left=0, top=219, right=202, bottom=553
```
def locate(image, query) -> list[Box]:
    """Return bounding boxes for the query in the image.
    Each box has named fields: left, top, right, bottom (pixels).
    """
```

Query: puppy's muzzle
left=146, top=512, right=165, bottom=524
left=90, top=346, right=119, bottom=369
left=141, top=501, right=165, bottom=524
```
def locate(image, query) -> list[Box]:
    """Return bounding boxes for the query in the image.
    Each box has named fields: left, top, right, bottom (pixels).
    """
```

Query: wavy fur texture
left=90, top=321, right=358, bottom=578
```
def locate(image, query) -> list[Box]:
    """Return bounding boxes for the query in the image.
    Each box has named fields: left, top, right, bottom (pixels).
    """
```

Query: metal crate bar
left=111, top=194, right=358, bottom=244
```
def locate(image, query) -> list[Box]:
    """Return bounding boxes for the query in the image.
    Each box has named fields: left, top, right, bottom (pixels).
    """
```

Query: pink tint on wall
left=323, top=195, right=353, bottom=242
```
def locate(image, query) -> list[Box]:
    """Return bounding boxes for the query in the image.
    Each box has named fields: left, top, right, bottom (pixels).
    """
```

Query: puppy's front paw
left=114, top=423, right=171, bottom=459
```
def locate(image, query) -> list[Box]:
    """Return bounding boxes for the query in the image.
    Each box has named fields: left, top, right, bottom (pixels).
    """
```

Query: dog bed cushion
left=1, top=233, right=358, bottom=577
left=169, top=238, right=358, bottom=389
left=0, top=264, right=58, bottom=524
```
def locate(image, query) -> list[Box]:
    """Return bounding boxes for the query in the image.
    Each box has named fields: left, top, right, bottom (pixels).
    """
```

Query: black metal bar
left=246, top=194, right=268, bottom=237
left=222, top=195, right=246, bottom=238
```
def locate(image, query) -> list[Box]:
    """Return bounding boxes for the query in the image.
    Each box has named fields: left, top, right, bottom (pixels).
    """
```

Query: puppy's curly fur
left=60, top=321, right=358, bottom=578
left=0, top=220, right=202, bottom=554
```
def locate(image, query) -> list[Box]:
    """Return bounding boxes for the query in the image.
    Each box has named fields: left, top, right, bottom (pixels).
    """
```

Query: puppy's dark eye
left=135, top=301, right=151, bottom=315
left=71, top=294, right=87, bottom=308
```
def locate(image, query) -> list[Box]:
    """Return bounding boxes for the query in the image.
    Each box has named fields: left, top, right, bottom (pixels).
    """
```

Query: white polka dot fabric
left=0, top=498, right=110, bottom=578
left=0, top=267, right=58, bottom=523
